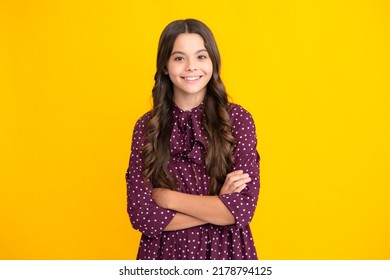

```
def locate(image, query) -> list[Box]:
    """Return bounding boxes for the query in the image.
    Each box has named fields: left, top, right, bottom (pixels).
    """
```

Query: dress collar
left=172, top=102, right=204, bottom=114
left=171, top=102, right=206, bottom=165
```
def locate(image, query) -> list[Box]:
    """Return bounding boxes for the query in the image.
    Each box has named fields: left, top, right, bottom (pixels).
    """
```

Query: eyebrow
left=171, top=49, right=208, bottom=56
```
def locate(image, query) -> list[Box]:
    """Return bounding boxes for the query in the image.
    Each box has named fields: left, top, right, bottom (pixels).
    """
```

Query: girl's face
left=166, top=33, right=213, bottom=103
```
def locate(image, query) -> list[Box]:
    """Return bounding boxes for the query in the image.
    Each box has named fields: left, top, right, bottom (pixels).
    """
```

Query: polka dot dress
left=126, top=103, right=260, bottom=260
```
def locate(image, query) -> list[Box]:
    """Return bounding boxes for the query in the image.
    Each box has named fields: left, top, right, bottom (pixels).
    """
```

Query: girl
left=126, top=19, right=260, bottom=260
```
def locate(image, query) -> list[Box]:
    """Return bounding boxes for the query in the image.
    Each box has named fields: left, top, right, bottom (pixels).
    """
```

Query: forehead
left=171, top=33, right=206, bottom=53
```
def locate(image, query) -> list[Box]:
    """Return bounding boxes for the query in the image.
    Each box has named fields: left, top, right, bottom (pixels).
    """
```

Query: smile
left=183, top=76, right=202, bottom=81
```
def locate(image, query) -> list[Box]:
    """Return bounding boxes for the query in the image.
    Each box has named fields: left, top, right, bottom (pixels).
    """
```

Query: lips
left=182, top=76, right=201, bottom=81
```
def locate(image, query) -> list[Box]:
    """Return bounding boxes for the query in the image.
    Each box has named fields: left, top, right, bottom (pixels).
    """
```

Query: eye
left=174, top=56, right=184, bottom=61
left=198, top=55, right=207, bottom=60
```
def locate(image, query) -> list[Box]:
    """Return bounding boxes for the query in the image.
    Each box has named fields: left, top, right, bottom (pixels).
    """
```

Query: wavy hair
left=141, top=19, right=236, bottom=195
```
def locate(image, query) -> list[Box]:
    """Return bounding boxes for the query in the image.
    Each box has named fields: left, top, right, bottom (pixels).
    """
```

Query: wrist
left=166, top=190, right=182, bottom=210
left=162, top=189, right=174, bottom=209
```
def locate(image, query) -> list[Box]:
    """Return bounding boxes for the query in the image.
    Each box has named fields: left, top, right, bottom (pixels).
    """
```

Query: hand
left=219, top=170, right=251, bottom=195
left=152, top=188, right=173, bottom=209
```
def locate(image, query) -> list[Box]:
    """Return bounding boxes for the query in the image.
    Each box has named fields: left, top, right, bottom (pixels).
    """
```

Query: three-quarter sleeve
left=218, top=105, right=260, bottom=229
left=126, top=114, right=176, bottom=238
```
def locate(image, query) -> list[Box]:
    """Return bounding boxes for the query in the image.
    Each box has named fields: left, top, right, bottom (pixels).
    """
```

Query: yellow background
left=1, top=0, right=389, bottom=259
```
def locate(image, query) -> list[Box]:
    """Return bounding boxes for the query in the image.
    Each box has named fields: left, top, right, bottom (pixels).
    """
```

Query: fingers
left=220, top=170, right=252, bottom=195
left=225, top=170, right=249, bottom=183
left=229, top=176, right=251, bottom=192
left=232, top=183, right=247, bottom=193
left=225, top=171, right=251, bottom=188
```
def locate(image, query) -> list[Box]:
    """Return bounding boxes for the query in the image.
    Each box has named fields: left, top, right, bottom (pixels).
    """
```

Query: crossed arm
left=152, top=170, right=251, bottom=231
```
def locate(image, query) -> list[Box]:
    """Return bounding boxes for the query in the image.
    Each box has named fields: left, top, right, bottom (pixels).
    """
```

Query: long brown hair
left=141, top=19, right=236, bottom=195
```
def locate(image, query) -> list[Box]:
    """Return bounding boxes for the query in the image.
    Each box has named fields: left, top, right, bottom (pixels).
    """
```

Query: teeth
left=184, top=76, right=200, bottom=81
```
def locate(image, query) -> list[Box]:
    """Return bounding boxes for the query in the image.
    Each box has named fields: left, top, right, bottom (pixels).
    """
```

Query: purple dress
left=126, top=103, right=260, bottom=260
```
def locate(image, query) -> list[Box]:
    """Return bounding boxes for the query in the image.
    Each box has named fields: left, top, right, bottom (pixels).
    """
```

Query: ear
left=163, top=66, right=169, bottom=75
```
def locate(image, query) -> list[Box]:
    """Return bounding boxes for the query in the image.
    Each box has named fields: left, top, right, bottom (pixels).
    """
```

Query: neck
left=173, top=91, right=205, bottom=111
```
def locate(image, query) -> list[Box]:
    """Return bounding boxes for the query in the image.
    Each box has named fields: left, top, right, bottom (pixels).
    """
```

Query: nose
left=185, top=59, right=198, bottom=71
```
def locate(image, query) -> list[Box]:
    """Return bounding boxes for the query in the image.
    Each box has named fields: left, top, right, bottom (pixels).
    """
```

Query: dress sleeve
left=125, top=114, right=176, bottom=238
left=218, top=105, right=260, bottom=229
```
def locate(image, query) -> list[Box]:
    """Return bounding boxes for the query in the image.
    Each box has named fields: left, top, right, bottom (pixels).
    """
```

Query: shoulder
left=133, top=111, right=151, bottom=133
left=227, top=104, right=258, bottom=149
left=227, top=103, right=256, bottom=126
left=130, top=111, right=152, bottom=146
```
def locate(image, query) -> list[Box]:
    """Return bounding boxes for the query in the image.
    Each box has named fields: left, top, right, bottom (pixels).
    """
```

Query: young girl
left=126, top=19, right=260, bottom=260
